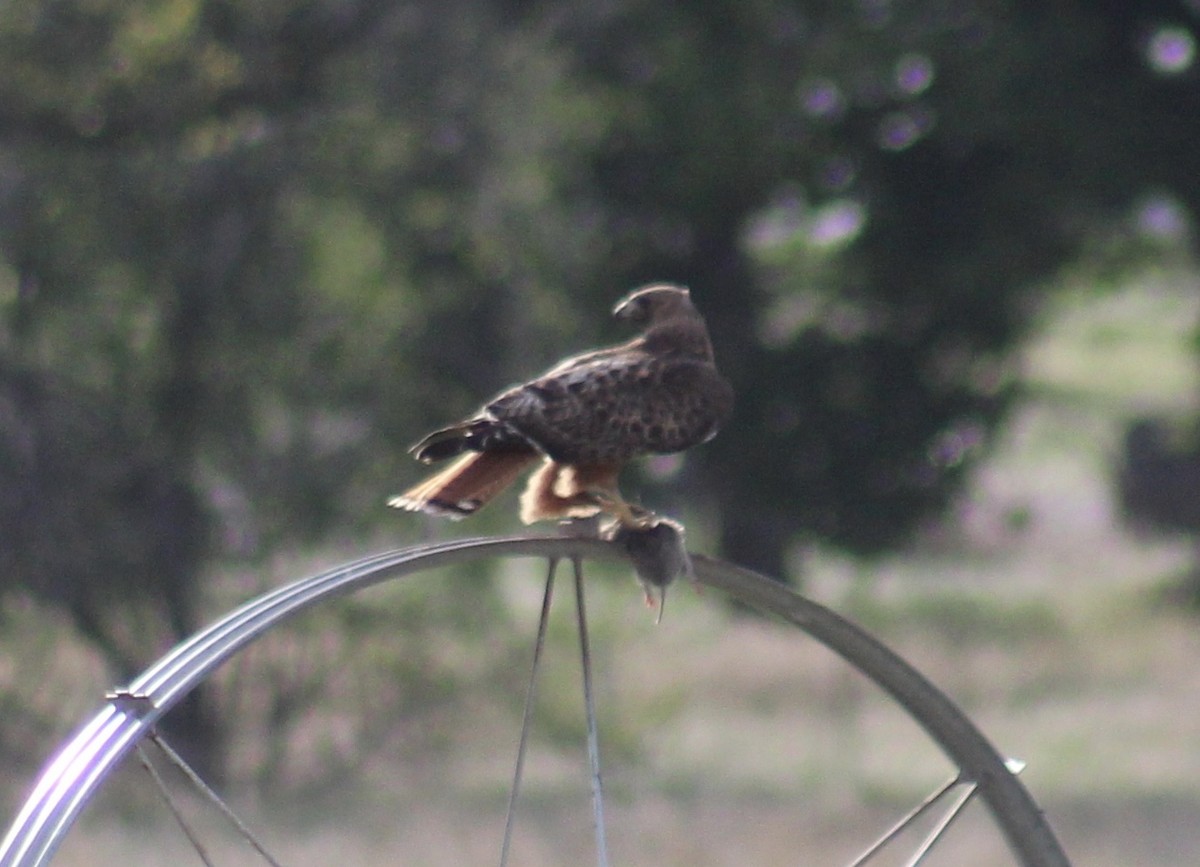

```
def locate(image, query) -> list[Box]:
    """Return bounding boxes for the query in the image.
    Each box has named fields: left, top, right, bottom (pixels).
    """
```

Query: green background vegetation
left=3, top=1, right=1200, bottom=862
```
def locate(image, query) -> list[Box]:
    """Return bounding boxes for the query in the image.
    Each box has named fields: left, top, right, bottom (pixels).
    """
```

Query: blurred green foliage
left=1, top=0, right=1198, bottom=775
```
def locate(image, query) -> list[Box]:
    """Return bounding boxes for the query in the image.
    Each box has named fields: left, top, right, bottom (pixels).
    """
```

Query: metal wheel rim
left=0, top=534, right=1071, bottom=867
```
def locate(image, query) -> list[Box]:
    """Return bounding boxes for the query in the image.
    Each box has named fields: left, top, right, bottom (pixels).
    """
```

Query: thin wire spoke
left=903, top=783, right=980, bottom=866
left=499, top=557, right=558, bottom=867
left=136, top=744, right=215, bottom=867
left=573, top=556, right=610, bottom=867
left=847, top=772, right=962, bottom=866
left=147, top=731, right=284, bottom=867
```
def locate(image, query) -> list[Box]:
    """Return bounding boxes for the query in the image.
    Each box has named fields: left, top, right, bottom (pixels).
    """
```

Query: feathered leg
left=519, top=460, right=606, bottom=524
left=519, top=460, right=653, bottom=528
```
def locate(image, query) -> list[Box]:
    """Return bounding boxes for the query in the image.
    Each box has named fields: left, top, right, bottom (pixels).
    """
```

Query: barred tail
left=388, top=450, right=538, bottom=519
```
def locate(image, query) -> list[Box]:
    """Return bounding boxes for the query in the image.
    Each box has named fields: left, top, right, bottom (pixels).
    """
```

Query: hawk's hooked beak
left=612, top=295, right=644, bottom=324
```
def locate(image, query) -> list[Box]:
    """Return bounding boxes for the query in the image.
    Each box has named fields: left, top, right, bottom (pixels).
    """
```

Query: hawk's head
left=612, top=283, right=697, bottom=327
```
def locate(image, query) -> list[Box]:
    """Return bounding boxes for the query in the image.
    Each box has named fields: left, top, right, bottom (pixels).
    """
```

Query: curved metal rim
left=0, top=535, right=1070, bottom=866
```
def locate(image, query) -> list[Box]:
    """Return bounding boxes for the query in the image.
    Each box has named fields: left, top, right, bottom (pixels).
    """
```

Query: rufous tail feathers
left=388, top=450, right=538, bottom=519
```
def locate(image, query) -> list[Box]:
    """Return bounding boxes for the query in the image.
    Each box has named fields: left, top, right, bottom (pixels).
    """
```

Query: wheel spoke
left=500, top=557, right=558, bottom=867
left=573, top=556, right=610, bottom=867
left=903, top=782, right=979, bottom=866
left=144, top=731, right=284, bottom=867
left=135, top=743, right=215, bottom=867
left=848, top=772, right=962, bottom=866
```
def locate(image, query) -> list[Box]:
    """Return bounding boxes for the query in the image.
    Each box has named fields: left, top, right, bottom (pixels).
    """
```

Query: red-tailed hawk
left=389, top=284, right=733, bottom=527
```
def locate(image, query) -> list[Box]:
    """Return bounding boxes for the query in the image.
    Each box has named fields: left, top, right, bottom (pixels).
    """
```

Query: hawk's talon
left=581, top=488, right=656, bottom=528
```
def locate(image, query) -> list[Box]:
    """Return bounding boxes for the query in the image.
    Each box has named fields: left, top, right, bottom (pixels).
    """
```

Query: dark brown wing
left=486, top=352, right=732, bottom=465
left=407, top=344, right=638, bottom=463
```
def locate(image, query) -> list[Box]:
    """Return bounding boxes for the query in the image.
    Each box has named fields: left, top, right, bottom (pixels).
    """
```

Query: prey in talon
left=605, top=516, right=692, bottom=624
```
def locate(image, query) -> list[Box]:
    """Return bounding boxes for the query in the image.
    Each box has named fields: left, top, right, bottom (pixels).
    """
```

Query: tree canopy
left=2, top=0, right=1198, bottom=667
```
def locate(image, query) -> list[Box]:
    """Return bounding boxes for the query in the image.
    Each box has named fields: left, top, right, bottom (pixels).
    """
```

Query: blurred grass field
left=10, top=271, right=1200, bottom=864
